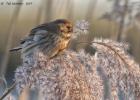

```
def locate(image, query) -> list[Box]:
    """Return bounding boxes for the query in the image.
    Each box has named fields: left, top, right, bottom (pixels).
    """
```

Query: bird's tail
left=10, top=46, right=22, bottom=52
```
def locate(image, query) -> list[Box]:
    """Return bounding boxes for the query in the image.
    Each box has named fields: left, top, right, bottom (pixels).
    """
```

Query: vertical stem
left=86, top=0, right=97, bottom=21
left=36, top=1, right=44, bottom=24
left=117, top=0, right=128, bottom=41
left=44, top=0, right=53, bottom=22
left=19, top=88, right=30, bottom=100
left=0, top=0, right=23, bottom=76
left=66, top=0, right=74, bottom=20
left=84, top=0, right=98, bottom=52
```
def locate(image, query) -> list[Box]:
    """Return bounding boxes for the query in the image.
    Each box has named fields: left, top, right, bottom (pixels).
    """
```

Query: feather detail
left=10, top=46, right=22, bottom=52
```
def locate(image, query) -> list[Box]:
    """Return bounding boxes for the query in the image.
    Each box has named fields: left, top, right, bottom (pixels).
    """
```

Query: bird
left=10, top=19, right=73, bottom=59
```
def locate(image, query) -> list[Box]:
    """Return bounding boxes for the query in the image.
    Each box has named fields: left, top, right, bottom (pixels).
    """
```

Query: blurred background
left=0, top=0, right=140, bottom=89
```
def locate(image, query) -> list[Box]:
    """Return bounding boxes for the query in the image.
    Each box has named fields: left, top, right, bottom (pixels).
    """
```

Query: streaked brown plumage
left=10, top=19, right=73, bottom=59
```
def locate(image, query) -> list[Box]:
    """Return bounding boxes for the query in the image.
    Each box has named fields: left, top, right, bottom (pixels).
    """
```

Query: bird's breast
left=59, top=38, right=70, bottom=50
left=61, top=32, right=72, bottom=40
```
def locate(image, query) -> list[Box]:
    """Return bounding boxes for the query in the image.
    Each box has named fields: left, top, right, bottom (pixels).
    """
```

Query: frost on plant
left=14, top=39, right=140, bottom=99
left=72, top=20, right=89, bottom=39
left=13, top=21, right=140, bottom=100
left=93, top=38, right=140, bottom=99
left=15, top=50, right=103, bottom=100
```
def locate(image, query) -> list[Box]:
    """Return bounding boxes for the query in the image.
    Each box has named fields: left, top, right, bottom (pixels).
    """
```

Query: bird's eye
left=67, top=26, right=73, bottom=32
left=67, top=26, right=71, bottom=29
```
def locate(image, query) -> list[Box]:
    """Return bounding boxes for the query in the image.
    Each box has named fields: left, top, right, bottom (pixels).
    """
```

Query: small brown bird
left=10, top=19, right=73, bottom=59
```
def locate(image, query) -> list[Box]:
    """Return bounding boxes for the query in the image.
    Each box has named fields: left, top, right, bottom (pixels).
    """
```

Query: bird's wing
left=10, top=29, right=48, bottom=52
left=21, top=23, right=51, bottom=44
left=30, top=22, right=59, bottom=35
left=20, top=35, right=33, bottom=44
left=10, top=35, right=34, bottom=52
left=10, top=22, right=58, bottom=52
left=30, top=23, right=48, bottom=34
left=10, top=46, right=22, bottom=52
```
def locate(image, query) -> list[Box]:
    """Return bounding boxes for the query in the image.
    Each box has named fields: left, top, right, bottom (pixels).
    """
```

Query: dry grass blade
left=78, top=40, right=138, bottom=71
left=0, top=0, right=23, bottom=76
left=0, top=83, right=16, bottom=100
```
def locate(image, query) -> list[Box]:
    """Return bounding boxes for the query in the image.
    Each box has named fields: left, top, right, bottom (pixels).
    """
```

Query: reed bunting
left=10, top=19, right=73, bottom=59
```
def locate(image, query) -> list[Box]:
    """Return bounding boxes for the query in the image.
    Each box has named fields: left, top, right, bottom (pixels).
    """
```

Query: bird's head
left=54, top=19, right=73, bottom=34
left=52, top=19, right=73, bottom=39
